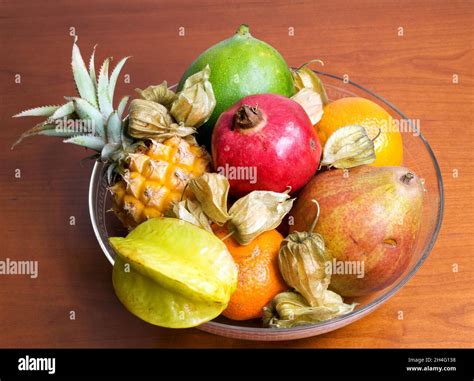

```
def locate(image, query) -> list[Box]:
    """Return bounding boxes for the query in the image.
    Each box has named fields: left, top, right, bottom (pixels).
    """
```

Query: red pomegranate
left=212, top=94, right=321, bottom=197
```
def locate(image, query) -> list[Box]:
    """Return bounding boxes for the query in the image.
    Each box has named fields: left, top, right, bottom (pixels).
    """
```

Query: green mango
left=178, top=24, right=295, bottom=148
left=110, top=218, right=238, bottom=328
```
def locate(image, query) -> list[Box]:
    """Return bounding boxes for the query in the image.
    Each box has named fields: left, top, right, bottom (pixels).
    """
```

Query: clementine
left=213, top=226, right=287, bottom=321
left=316, top=97, right=403, bottom=166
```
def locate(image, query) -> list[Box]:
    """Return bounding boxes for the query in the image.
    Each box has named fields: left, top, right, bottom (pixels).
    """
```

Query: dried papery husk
left=278, top=199, right=331, bottom=306
left=188, top=173, right=230, bottom=226
left=167, top=199, right=212, bottom=232
left=170, top=173, right=293, bottom=244
left=320, top=125, right=376, bottom=169
left=181, top=134, right=200, bottom=147
left=279, top=231, right=329, bottom=306
left=291, top=88, right=324, bottom=125
left=135, top=81, right=177, bottom=108
left=263, top=291, right=357, bottom=328
left=170, top=65, right=216, bottom=128
left=292, top=60, right=329, bottom=105
left=128, top=99, right=172, bottom=133
left=228, top=190, right=294, bottom=245
left=128, top=99, right=195, bottom=139
left=129, top=121, right=195, bottom=139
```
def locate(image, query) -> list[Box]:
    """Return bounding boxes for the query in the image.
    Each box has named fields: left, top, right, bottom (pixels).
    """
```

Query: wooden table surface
left=0, top=0, right=473, bottom=348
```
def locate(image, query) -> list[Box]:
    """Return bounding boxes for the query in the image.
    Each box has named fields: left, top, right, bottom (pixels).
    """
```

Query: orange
left=316, top=97, right=403, bottom=166
left=213, top=226, right=287, bottom=321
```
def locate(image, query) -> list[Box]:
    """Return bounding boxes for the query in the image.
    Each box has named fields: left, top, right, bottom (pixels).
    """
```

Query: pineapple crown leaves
left=12, top=36, right=131, bottom=159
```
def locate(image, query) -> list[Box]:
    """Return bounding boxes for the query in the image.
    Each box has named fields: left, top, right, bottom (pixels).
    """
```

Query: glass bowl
left=89, top=72, right=444, bottom=341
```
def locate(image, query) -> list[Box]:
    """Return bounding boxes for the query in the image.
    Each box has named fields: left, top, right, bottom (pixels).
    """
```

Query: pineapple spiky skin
left=13, top=36, right=212, bottom=231
left=110, top=137, right=211, bottom=230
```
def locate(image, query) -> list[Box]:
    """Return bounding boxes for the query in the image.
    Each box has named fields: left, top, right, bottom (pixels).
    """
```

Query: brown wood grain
left=0, top=0, right=473, bottom=348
